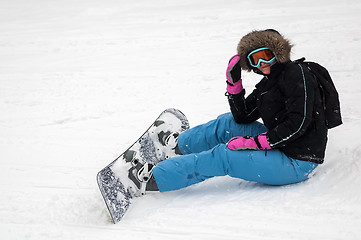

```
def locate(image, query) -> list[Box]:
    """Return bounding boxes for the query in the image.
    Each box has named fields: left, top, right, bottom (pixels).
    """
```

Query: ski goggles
left=247, top=47, right=276, bottom=68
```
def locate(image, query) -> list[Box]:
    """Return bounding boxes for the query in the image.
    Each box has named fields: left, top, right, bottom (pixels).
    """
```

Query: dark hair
left=264, top=29, right=281, bottom=35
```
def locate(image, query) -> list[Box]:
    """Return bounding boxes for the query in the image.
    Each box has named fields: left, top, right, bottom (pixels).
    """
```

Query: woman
left=135, top=29, right=328, bottom=194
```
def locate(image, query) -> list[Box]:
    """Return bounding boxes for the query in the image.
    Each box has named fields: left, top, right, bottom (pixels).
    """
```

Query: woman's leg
left=177, top=112, right=268, bottom=154
left=152, top=144, right=318, bottom=192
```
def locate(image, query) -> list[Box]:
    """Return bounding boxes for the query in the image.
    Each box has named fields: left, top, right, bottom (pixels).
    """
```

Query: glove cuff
left=226, top=80, right=243, bottom=95
left=256, top=133, right=272, bottom=150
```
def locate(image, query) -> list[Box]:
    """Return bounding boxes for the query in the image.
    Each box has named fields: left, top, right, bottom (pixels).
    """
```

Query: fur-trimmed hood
left=237, top=29, right=293, bottom=71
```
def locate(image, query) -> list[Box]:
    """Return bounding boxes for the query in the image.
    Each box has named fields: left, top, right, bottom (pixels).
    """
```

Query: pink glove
left=227, top=132, right=271, bottom=151
left=226, top=55, right=243, bottom=95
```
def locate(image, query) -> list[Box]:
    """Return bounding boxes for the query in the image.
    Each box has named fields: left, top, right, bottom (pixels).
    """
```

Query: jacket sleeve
left=227, top=88, right=260, bottom=124
left=267, top=63, right=317, bottom=148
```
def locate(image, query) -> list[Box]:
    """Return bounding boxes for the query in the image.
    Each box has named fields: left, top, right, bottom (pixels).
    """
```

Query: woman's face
left=258, top=61, right=275, bottom=75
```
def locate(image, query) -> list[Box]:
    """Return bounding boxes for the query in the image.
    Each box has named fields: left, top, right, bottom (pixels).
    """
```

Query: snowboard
left=97, top=108, right=189, bottom=223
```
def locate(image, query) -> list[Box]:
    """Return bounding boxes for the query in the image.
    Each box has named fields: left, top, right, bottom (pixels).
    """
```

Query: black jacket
left=228, top=62, right=328, bottom=164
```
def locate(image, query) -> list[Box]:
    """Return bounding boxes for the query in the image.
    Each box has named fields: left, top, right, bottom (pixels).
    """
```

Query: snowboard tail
left=97, top=108, right=189, bottom=223
left=97, top=166, right=131, bottom=223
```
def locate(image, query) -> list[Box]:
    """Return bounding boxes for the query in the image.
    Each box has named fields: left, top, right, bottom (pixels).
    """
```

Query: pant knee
left=177, top=131, right=192, bottom=154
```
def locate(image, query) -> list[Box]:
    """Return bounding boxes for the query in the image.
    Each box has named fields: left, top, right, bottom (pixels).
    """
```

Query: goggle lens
left=247, top=48, right=276, bottom=68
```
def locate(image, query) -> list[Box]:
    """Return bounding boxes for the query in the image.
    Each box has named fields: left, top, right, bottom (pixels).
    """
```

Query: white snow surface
left=1, top=0, right=360, bottom=239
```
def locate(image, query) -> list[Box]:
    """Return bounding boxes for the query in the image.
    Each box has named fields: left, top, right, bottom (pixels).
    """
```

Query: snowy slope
left=1, top=0, right=360, bottom=239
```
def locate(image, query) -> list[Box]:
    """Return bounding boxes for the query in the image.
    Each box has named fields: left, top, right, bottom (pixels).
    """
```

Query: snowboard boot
left=128, top=162, right=159, bottom=197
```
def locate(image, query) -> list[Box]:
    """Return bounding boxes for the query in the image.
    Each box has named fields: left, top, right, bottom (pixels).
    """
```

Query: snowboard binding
left=128, top=162, right=158, bottom=197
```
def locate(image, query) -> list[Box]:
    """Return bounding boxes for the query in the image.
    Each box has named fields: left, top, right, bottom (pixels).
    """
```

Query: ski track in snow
left=1, top=0, right=361, bottom=239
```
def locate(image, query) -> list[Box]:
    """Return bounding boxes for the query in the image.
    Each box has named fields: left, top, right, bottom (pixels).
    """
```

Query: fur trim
left=237, top=30, right=293, bottom=71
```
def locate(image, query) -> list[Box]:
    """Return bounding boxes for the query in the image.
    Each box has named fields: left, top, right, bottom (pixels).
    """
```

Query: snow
left=1, top=0, right=360, bottom=239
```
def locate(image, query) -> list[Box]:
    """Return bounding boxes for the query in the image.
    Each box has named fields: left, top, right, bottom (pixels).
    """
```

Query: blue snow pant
left=152, top=112, right=318, bottom=192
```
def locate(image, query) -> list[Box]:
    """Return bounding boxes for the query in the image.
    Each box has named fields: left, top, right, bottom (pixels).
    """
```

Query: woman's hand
left=227, top=132, right=271, bottom=151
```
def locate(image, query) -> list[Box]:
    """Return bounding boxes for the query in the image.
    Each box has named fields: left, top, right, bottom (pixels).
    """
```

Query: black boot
left=146, top=174, right=159, bottom=191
